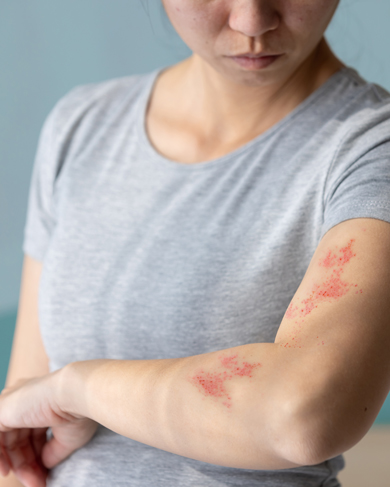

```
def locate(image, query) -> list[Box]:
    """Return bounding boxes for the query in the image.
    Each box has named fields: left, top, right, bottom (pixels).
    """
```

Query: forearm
left=60, top=343, right=307, bottom=470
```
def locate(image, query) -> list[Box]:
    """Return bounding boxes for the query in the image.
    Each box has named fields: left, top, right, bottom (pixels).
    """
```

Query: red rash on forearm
left=189, top=354, right=262, bottom=409
left=282, top=239, right=363, bottom=348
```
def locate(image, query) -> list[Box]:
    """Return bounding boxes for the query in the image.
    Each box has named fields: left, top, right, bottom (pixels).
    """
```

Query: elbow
left=275, top=382, right=377, bottom=467
left=268, top=420, right=324, bottom=467
left=271, top=395, right=344, bottom=467
left=277, top=425, right=334, bottom=467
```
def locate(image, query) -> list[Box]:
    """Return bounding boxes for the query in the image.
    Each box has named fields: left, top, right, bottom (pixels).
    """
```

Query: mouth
left=227, top=53, right=283, bottom=70
left=232, top=52, right=282, bottom=58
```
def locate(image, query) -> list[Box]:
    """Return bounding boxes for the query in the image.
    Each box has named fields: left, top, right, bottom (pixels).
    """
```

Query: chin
left=214, top=58, right=285, bottom=87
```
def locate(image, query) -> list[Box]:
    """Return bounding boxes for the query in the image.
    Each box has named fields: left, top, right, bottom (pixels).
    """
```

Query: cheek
left=163, top=1, right=226, bottom=47
left=285, top=0, right=338, bottom=35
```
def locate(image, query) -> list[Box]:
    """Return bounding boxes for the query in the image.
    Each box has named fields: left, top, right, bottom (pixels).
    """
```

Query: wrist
left=57, top=359, right=112, bottom=420
left=56, top=362, right=86, bottom=419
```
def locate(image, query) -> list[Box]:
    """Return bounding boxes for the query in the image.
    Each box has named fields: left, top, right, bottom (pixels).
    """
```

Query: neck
left=175, top=38, right=344, bottom=143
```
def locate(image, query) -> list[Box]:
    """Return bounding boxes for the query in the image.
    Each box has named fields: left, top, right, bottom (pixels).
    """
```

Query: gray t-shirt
left=24, top=65, right=390, bottom=487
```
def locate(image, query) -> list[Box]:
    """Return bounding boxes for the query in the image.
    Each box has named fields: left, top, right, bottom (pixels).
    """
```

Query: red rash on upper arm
left=189, top=354, right=262, bottom=409
left=282, top=239, right=363, bottom=348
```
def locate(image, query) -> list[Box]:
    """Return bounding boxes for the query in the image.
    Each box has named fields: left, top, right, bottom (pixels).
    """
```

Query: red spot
left=189, top=355, right=262, bottom=409
left=301, top=267, right=351, bottom=313
left=321, top=250, right=338, bottom=268
left=339, top=239, right=356, bottom=265
left=286, top=239, right=360, bottom=322
left=220, top=355, right=239, bottom=369
left=319, top=239, right=356, bottom=268
left=282, top=240, right=362, bottom=348
left=285, top=303, right=298, bottom=319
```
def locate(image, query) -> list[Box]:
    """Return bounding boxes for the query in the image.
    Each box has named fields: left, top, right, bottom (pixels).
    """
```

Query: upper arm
left=5, top=255, right=49, bottom=388
left=274, top=217, right=390, bottom=463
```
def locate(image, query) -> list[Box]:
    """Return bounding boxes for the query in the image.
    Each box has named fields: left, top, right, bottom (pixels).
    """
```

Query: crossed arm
left=1, top=218, right=390, bottom=478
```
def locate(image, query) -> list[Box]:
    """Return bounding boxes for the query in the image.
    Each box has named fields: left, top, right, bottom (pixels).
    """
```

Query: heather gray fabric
left=24, top=65, right=390, bottom=486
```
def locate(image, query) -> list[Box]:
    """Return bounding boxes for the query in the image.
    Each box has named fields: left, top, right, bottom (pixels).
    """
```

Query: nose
left=228, top=0, right=280, bottom=38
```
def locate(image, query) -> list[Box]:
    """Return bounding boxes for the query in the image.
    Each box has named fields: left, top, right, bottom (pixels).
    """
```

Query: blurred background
left=1, top=1, right=389, bottom=484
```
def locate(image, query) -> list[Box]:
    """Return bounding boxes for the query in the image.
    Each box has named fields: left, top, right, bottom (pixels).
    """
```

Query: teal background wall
left=1, top=1, right=389, bottom=423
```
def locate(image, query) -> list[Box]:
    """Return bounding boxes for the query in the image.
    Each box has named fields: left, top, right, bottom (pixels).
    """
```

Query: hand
left=0, top=426, right=49, bottom=487
left=0, top=374, right=98, bottom=487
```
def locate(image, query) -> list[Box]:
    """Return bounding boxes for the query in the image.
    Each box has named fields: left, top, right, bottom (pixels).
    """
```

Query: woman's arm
left=62, top=342, right=301, bottom=470
left=0, top=256, right=49, bottom=487
left=5, top=256, right=49, bottom=388
left=1, top=218, right=390, bottom=473
left=60, top=217, right=390, bottom=469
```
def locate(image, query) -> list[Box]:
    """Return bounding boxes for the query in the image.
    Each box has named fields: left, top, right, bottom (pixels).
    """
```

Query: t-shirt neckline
left=136, top=64, right=353, bottom=172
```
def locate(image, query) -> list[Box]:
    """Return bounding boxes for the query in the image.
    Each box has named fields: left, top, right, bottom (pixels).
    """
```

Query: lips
left=232, top=52, right=282, bottom=58
left=228, top=53, right=283, bottom=69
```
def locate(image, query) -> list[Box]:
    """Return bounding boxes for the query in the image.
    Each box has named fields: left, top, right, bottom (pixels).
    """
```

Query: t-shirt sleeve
left=23, top=87, right=84, bottom=261
left=22, top=73, right=152, bottom=262
left=321, top=103, right=390, bottom=239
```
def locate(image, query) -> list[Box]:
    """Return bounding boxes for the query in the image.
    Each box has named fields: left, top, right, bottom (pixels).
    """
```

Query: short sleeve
left=23, top=87, right=83, bottom=261
left=22, top=74, right=147, bottom=261
left=321, top=102, right=390, bottom=239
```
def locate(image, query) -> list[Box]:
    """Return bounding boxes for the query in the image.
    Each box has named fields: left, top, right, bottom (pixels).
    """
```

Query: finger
left=0, top=433, right=11, bottom=476
left=31, top=428, right=49, bottom=472
left=14, top=462, right=46, bottom=487
left=0, top=430, right=20, bottom=469
left=28, top=428, right=49, bottom=471
left=1, top=428, right=45, bottom=483
left=0, top=433, right=11, bottom=475
left=42, top=419, right=98, bottom=469
left=29, top=429, right=49, bottom=484
left=0, top=451, right=10, bottom=477
left=1, top=429, right=33, bottom=470
left=31, top=428, right=48, bottom=455
left=14, top=430, right=48, bottom=487
left=2, top=430, right=47, bottom=487
left=41, top=435, right=73, bottom=469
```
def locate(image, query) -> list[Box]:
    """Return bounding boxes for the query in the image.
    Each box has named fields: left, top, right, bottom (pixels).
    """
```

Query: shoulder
left=311, top=68, right=390, bottom=170
left=44, top=71, right=156, bottom=139
left=32, top=70, right=159, bottom=189
left=331, top=68, right=390, bottom=141
left=35, top=69, right=160, bottom=172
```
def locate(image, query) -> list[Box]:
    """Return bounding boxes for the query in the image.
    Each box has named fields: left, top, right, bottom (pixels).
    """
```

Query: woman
left=1, top=1, right=390, bottom=486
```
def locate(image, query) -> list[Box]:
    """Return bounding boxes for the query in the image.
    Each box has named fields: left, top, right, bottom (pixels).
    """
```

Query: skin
left=189, top=353, right=263, bottom=409
left=10, top=2, right=390, bottom=487
left=282, top=239, right=362, bottom=349
left=4, top=214, right=390, bottom=477
left=148, top=0, right=343, bottom=163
